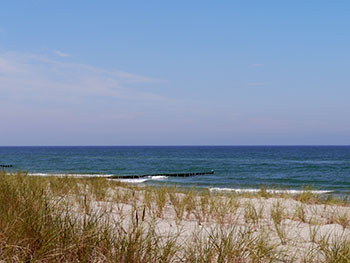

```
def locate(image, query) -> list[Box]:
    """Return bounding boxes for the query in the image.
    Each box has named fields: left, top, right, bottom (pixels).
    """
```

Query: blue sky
left=1, top=1, right=349, bottom=145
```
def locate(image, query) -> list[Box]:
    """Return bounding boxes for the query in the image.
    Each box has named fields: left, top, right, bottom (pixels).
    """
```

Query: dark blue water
left=1, top=146, right=350, bottom=194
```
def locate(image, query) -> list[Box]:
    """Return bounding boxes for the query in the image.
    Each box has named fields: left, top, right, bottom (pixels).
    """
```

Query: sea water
left=1, top=146, right=350, bottom=194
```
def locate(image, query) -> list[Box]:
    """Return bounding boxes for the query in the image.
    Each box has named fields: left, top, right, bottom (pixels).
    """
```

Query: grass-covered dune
left=1, top=171, right=350, bottom=262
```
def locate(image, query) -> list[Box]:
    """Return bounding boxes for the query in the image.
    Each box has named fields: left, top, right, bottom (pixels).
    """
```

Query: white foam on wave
left=28, top=173, right=168, bottom=182
left=149, top=175, right=167, bottom=180
left=115, top=178, right=149, bottom=183
left=114, top=175, right=168, bottom=184
left=28, top=173, right=112, bottom=178
left=209, top=188, right=333, bottom=194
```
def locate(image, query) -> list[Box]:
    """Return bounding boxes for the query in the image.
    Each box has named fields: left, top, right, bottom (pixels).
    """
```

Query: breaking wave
left=114, top=175, right=168, bottom=184
left=28, top=173, right=113, bottom=178
left=209, top=187, right=333, bottom=194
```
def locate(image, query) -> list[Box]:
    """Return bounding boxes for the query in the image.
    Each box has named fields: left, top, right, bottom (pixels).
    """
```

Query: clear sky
left=1, top=1, right=349, bottom=145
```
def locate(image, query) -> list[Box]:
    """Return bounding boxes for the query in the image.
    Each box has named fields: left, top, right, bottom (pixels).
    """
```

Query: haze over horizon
left=1, top=1, right=350, bottom=146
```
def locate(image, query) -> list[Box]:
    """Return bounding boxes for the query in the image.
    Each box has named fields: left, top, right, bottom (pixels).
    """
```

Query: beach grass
left=1, top=171, right=350, bottom=262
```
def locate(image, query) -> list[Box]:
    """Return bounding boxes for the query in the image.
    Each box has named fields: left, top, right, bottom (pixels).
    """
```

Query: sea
left=1, top=146, right=350, bottom=195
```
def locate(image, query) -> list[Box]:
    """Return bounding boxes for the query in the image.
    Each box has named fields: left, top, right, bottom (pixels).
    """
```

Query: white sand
left=66, top=185, right=350, bottom=262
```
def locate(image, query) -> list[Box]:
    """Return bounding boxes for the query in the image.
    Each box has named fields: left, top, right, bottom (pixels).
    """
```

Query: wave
left=209, top=188, right=333, bottom=194
left=28, top=173, right=113, bottom=178
left=113, top=178, right=149, bottom=183
left=149, top=175, right=167, bottom=180
left=114, top=175, right=168, bottom=184
left=23, top=173, right=334, bottom=193
left=28, top=173, right=169, bottom=183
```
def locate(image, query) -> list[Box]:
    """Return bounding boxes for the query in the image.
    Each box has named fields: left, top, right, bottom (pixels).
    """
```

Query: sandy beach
left=85, top=184, right=350, bottom=262
left=2, top=172, right=349, bottom=262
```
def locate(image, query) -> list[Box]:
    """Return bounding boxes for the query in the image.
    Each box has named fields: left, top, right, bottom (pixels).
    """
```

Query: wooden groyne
left=0, top=165, right=13, bottom=168
left=109, top=170, right=214, bottom=179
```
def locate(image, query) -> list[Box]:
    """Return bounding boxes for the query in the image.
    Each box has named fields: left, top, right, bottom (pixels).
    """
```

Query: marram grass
left=1, top=171, right=350, bottom=262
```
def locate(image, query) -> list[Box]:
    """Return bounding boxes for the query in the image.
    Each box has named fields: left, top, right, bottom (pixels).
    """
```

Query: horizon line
left=1, top=145, right=350, bottom=147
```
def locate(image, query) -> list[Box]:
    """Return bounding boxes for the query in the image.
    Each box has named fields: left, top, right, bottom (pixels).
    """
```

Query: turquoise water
left=1, top=146, right=350, bottom=194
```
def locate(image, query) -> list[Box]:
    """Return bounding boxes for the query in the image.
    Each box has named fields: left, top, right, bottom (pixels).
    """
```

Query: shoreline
left=23, top=172, right=338, bottom=195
